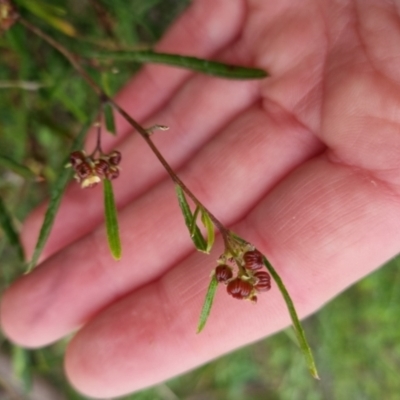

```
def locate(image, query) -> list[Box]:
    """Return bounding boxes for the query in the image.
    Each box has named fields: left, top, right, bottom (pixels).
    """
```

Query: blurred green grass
left=1, top=1, right=400, bottom=399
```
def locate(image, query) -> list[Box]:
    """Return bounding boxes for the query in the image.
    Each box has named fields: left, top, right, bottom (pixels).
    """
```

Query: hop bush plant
left=0, top=2, right=320, bottom=396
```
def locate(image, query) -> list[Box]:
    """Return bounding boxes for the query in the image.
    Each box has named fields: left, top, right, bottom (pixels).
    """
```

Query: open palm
left=2, top=0, right=400, bottom=397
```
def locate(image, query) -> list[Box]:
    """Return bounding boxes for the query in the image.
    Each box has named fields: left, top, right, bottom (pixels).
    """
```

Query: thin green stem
left=19, top=18, right=100, bottom=94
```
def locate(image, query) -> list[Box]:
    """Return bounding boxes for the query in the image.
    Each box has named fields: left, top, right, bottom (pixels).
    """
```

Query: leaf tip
left=197, top=276, right=218, bottom=333
left=311, top=368, right=320, bottom=380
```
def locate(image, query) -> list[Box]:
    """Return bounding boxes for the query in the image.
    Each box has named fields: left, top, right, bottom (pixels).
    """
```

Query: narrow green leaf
left=12, top=345, right=32, bottom=393
left=175, top=186, right=207, bottom=252
left=101, top=73, right=112, bottom=97
left=17, top=0, right=76, bottom=36
left=26, top=123, right=89, bottom=272
left=92, top=50, right=268, bottom=80
left=40, top=15, right=76, bottom=37
left=190, top=206, right=201, bottom=238
left=201, top=209, right=215, bottom=253
left=262, top=255, right=319, bottom=379
left=0, top=154, right=36, bottom=180
left=103, top=179, right=121, bottom=260
left=15, top=0, right=66, bottom=16
left=103, top=102, right=116, bottom=135
left=197, top=275, right=218, bottom=333
left=0, top=197, right=24, bottom=261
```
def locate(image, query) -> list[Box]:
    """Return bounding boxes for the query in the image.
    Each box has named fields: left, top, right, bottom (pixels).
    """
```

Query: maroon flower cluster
left=214, top=249, right=271, bottom=303
left=68, top=150, right=121, bottom=188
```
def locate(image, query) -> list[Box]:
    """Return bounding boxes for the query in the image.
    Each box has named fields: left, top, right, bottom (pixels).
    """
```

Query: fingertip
left=0, top=264, right=68, bottom=348
left=64, top=305, right=148, bottom=399
left=63, top=286, right=175, bottom=398
left=65, top=326, right=116, bottom=399
left=64, top=338, right=92, bottom=398
left=0, top=281, right=43, bottom=348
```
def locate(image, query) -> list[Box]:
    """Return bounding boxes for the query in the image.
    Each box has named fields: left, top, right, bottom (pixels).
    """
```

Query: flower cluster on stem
left=215, top=248, right=271, bottom=303
left=67, top=149, right=121, bottom=188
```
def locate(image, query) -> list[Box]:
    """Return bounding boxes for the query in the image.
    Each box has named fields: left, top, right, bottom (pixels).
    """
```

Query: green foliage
left=92, top=50, right=268, bottom=79
left=262, top=256, right=319, bottom=379
left=201, top=208, right=215, bottom=253
left=16, top=0, right=77, bottom=36
left=26, top=122, right=89, bottom=272
left=103, top=178, right=121, bottom=260
left=175, top=185, right=208, bottom=253
left=12, top=345, right=32, bottom=392
left=103, top=101, right=116, bottom=135
left=0, top=154, right=36, bottom=180
left=197, top=274, right=218, bottom=333
left=0, top=196, right=24, bottom=261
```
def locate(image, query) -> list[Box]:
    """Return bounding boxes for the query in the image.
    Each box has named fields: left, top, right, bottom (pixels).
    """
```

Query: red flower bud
left=95, top=159, right=110, bottom=177
left=243, top=250, right=263, bottom=270
left=253, top=271, right=271, bottom=292
left=76, top=161, right=92, bottom=179
left=215, top=265, right=233, bottom=283
left=108, top=150, right=121, bottom=165
left=69, top=151, right=86, bottom=167
left=105, top=166, right=120, bottom=180
left=227, top=278, right=253, bottom=299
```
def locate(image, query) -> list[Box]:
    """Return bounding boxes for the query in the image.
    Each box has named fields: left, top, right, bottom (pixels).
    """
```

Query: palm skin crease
left=2, top=0, right=400, bottom=397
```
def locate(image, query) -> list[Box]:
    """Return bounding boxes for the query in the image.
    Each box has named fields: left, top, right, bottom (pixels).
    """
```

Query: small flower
left=108, top=150, right=121, bottom=166
left=253, top=271, right=271, bottom=292
left=213, top=244, right=271, bottom=302
left=227, top=278, right=253, bottom=300
left=75, top=161, right=92, bottom=179
left=67, top=148, right=121, bottom=188
left=94, top=159, right=110, bottom=177
left=69, top=150, right=86, bottom=168
left=243, top=250, right=263, bottom=270
left=215, top=265, right=233, bottom=283
left=74, top=160, right=101, bottom=188
left=105, top=166, right=119, bottom=180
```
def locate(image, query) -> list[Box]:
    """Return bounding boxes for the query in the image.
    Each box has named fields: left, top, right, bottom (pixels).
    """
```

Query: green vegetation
left=1, top=0, right=400, bottom=399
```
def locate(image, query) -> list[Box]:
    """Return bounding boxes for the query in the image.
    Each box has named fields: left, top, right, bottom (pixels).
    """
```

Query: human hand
left=3, top=0, right=400, bottom=397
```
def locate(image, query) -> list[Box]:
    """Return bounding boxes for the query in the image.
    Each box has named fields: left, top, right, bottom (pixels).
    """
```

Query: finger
left=64, top=156, right=400, bottom=398
left=1, top=102, right=322, bottom=347
left=85, top=0, right=246, bottom=151
left=22, top=72, right=260, bottom=262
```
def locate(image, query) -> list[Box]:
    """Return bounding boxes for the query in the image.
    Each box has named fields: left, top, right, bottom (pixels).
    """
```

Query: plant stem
left=19, top=18, right=101, bottom=95
left=19, top=17, right=229, bottom=240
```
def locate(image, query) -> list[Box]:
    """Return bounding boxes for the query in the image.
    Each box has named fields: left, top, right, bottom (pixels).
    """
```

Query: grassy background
left=1, top=0, right=400, bottom=399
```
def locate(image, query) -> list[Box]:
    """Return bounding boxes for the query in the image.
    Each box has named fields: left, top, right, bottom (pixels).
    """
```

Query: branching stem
left=19, top=17, right=230, bottom=245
